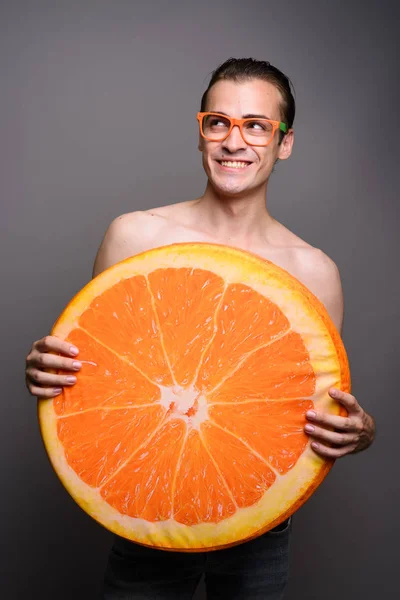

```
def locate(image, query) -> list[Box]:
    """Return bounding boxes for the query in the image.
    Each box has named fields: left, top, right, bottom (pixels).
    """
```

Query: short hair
left=200, top=57, right=295, bottom=143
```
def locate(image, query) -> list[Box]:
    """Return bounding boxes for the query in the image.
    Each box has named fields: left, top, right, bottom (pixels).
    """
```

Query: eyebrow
left=212, top=110, right=272, bottom=120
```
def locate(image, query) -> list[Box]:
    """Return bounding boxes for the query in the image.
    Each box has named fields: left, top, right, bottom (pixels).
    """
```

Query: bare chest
left=132, top=223, right=310, bottom=291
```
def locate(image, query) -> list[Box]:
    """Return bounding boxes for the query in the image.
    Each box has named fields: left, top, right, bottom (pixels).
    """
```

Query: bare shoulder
left=108, top=210, right=166, bottom=239
left=109, top=201, right=195, bottom=234
left=269, top=220, right=342, bottom=287
left=294, top=245, right=341, bottom=279
left=293, top=246, right=344, bottom=333
left=144, top=200, right=199, bottom=225
left=268, top=221, right=344, bottom=331
left=92, top=201, right=196, bottom=278
left=92, top=210, right=166, bottom=277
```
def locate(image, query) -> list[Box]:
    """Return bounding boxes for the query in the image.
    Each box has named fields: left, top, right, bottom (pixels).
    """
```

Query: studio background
left=1, top=1, right=398, bottom=598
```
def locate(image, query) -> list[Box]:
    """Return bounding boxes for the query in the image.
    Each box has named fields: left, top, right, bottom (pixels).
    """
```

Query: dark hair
left=200, top=57, right=295, bottom=143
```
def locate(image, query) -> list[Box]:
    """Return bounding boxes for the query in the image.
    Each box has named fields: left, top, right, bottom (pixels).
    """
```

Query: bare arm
left=312, top=254, right=344, bottom=334
left=296, top=248, right=344, bottom=334
left=301, top=250, right=376, bottom=456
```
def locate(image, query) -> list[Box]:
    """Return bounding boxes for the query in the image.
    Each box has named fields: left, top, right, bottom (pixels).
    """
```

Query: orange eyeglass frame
left=197, top=112, right=288, bottom=147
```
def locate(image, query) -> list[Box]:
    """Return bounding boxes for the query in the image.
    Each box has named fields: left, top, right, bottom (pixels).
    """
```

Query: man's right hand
left=25, top=336, right=82, bottom=398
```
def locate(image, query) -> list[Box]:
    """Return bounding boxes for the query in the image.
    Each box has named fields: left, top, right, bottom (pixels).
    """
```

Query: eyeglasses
left=197, top=112, right=288, bottom=147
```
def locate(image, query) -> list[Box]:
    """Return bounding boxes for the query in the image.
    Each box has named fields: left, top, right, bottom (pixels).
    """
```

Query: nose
left=222, top=124, right=247, bottom=152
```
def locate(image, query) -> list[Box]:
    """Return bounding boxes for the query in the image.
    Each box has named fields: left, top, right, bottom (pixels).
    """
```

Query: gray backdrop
left=1, top=1, right=398, bottom=598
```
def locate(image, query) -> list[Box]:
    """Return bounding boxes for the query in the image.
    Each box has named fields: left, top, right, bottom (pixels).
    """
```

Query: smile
left=217, top=160, right=252, bottom=169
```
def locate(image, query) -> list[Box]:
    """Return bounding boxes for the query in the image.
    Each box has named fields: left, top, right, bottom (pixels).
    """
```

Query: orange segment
left=147, top=268, right=225, bottom=386
left=201, top=421, right=276, bottom=507
left=206, top=331, right=316, bottom=403
left=100, top=419, right=186, bottom=520
left=173, top=428, right=236, bottom=525
left=57, top=405, right=166, bottom=487
left=196, top=283, right=290, bottom=392
left=208, top=400, right=313, bottom=475
left=78, top=275, right=173, bottom=385
left=54, top=328, right=160, bottom=416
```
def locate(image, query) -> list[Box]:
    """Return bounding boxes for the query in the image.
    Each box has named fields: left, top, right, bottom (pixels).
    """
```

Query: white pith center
left=159, top=385, right=209, bottom=430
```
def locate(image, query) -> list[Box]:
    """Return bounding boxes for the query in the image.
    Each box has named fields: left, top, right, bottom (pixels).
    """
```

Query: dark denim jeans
left=103, top=517, right=292, bottom=599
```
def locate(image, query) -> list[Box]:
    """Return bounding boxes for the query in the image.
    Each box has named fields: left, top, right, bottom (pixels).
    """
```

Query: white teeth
left=220, top=161, right=249, bottom=168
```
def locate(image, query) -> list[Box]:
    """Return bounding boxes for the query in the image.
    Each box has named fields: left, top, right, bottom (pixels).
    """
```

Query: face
left=198, top=79, right=294, bottom=197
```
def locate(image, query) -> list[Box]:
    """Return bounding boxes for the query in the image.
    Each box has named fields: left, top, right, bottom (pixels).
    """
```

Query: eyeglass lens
left=202, top=114, right=274, bottom=144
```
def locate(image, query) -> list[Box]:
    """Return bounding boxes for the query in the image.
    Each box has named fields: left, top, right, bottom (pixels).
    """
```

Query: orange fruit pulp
left=38, top=243, right=350, bottom=551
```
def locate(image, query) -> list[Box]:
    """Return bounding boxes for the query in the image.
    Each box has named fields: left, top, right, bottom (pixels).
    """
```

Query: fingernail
left=70, top=346, right=79, bottom=356
left=330, top=388, right=337, bottom=397
left=66, top=376, right=77, bottom=384
left=72, top=361, right=82, bottom=370
left=53, top=388, right=62, bottom=395
left=311, top=442, right=319, bottom=449
left=305, top=424, right=315, bottom=432
left=306, top=410, right=316, bottom=419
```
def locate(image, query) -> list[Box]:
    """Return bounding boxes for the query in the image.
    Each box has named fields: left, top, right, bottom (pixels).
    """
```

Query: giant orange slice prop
left=38, top=243, right=350, bottom=551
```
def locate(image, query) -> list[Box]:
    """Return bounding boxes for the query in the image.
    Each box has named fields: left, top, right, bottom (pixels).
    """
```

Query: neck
left=193, top=180, right=275, bottom=248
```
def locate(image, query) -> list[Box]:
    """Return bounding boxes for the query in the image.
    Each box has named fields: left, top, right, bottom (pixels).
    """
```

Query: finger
left=27, top=368, right=77, bottom=388
left=306, top=410, right=360, bottom=433
left=27, top=350, right=82, bottom=373
left=28, top=384, right=63, bottom=399
left=35, top=336, right=79, bottom=357
left=310, top=441, right=357, bottom=459
left=329, top=388, right=360, bottom=413
left=304, top=424, right=356, bottom=446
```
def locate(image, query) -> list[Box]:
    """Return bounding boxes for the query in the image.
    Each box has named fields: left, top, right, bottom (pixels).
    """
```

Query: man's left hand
left=304, top=388, right=376, bottom=458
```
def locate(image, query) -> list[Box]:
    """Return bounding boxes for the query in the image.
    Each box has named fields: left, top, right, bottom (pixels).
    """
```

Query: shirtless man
left=25, top=58, right=375, bottom=599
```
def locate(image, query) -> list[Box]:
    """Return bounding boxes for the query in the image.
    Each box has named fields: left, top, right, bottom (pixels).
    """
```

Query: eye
left=209, top=117, right=229, bottom=128
left=246, top=120, right=271, bottom=131
left=243, top=120, right=274, bottom=138
left=210, top=118, right=225, bottom=126
left=203, top=114, right=230, bottom=130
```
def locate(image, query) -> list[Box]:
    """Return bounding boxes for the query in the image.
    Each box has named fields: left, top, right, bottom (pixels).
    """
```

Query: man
left=25, top=58, right=375, bottom=599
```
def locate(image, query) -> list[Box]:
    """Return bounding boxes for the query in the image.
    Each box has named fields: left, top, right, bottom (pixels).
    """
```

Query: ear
left=198, top=133, right=204, bottom=152
left=277, top=129, right=294, bottom=161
